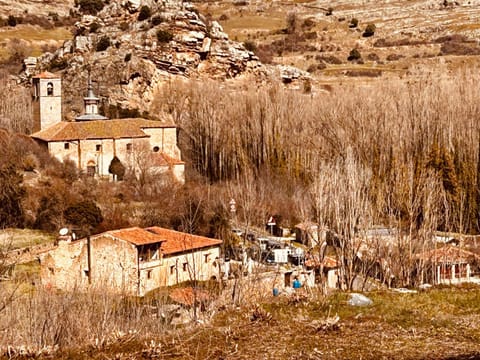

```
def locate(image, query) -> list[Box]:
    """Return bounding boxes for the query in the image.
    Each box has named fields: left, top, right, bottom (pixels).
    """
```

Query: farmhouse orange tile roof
left=169, top=287, right=210, bottom=307
left=146, top=226, right=223, bottom=255
left=31, top=118, right=176, bottom=142
left=416, top=246, right=480, bottom=264
left=103, top=227, right=166, bottom=246
left=305, top=255, right=338, bottom=268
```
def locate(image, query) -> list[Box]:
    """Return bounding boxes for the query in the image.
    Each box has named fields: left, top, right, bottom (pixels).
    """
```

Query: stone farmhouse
left=40, top=227, right=223, bottom=296
left=30, top=71, right=184, bottom=183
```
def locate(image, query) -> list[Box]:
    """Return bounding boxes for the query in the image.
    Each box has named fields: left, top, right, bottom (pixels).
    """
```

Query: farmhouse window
left=170, top=265, right=175, bottom=275
left=204, top=254, right=210, bottom=264
left=139, top=243, right=161, bottom=262
left=96, top=144, right=102, bottom=152
left=147, top=270, right=152, bottom=279
left=126, top=143, right=132, bottom=152
left=64, top=143, right=69, bottom=150
left=183, top=262, right=188, bottom=272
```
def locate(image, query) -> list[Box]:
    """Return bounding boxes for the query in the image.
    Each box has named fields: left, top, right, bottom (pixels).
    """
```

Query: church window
left=126, top=143, right=132, bottom=152
left=153, top=146, right=159, bottom=152
left=96, top=144, right=102, bottom=152
left=47, top=82, right=53, bottom=96
left=64, top=143, right=69, bottom=150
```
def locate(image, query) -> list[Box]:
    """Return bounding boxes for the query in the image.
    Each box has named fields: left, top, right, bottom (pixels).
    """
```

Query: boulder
left=210, top=21, right=229, bottom=40
left=123, top=0, right=141, bottom=12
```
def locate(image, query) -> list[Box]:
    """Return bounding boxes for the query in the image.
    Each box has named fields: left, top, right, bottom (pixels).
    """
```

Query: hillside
left=205, top=0, right=480, bottom=82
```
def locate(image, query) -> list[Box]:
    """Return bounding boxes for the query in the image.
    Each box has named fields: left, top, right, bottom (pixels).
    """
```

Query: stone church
left=30, top=72, right=184, bottom=183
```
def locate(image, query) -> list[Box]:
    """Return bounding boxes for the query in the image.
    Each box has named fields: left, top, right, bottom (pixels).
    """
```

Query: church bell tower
left=32, top=71, right=62, bottom=133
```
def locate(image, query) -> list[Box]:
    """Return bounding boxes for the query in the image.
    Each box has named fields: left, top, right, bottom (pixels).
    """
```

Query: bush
left=124, top=53, right=132, bottom=62
left=315, top=55, right=342, bottom=64
left=138, top=5, right=151, bottom=21
left=386, top=53, right=405, bottom=61
left=243, top=40, right=256, bottom=52
left=109, top=156, right=126, bottom=181
left=303, top=79, right=312, bottom=94
left=307, top=62, right=326, bottom=73
left=7, top=15, right=17, bottom=27
left=363, top=23, right=376, bottom=37
left=64, top=200, right=103, bottom=232
left=96, top=36, right=111, bottom=51
left=48, top=57, right=69, bottom=71
left=151, top=15, right=163, bottom=26
left=156, top=29, right=173, bottom=43
left=75, top=0, right=105, bottom=15
left=325, top=7, right=333, bottom=16
left=347, top=48, right=361, bottom=61
left=286, top=11, right=297, bottom=34
left=345, top=69, right=381, bottom=77
left=119, top=22, right=129, bottom=31
left=48, top=12, right=59, bottom=22
left=219, top=14, right=229, bottom=21
left=256, top=44, right=274, bottom=64
left=349, top=18, right=358, bottom=28
left=89, top=21, right=101, bottom=33
left=302, top=18, right=315, bottom=29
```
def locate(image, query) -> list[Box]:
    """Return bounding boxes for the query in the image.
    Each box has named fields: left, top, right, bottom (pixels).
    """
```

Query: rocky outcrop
left=29, top=0, right=269, bottom=117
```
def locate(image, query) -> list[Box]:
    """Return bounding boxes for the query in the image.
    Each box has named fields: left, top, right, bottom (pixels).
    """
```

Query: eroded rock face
left=31, top=0, right=271, bottom=116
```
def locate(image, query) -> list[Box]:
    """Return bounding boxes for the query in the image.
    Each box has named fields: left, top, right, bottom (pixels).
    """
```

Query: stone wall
left=48, top=133, right=184, bottom=182
left=40, top=236, right=139, bottom=294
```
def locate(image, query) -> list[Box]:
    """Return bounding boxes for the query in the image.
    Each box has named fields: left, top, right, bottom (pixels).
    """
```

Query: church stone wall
left=143, top=127, right=181, bottom=159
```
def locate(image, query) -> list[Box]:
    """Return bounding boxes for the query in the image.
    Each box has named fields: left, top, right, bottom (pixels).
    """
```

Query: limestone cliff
left=31, top=0, right=270, bottom=118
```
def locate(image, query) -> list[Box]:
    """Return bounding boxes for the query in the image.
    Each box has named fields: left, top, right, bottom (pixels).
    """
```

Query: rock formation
left=30, top=0, right=271, bottom=118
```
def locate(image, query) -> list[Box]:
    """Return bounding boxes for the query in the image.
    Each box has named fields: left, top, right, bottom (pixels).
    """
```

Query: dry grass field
left=4, top=285, right=480, bottom=359
left=0, top=25, right=71, bottom=60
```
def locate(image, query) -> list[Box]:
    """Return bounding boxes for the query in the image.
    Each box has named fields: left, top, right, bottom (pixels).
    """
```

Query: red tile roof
left=102, top=227, right=166, bottom=246
left=146, top=226, right=222, bottom=255
left=31, top=119, right=176, bottom=142
left=33, top=71, right=58, bottom=79
left=169, top=287, right=210, bottom=307
left=305, top=255, right=338, bottom=268
left=416, top=246, right=480, bottom=264
left=92, top=226, right=222, bottom=253
left=150, top=152, right=185, bottom=166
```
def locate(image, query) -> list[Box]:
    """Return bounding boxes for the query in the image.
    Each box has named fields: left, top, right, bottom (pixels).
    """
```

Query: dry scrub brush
left=0, top=287, right=171, bottom=353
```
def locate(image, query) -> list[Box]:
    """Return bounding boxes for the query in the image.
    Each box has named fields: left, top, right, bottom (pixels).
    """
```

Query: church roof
left=33, top=71, right=58, bottom=79
left=31, top=118, right=177, bottom=142
left=150, top=152, right=185, bottom=166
